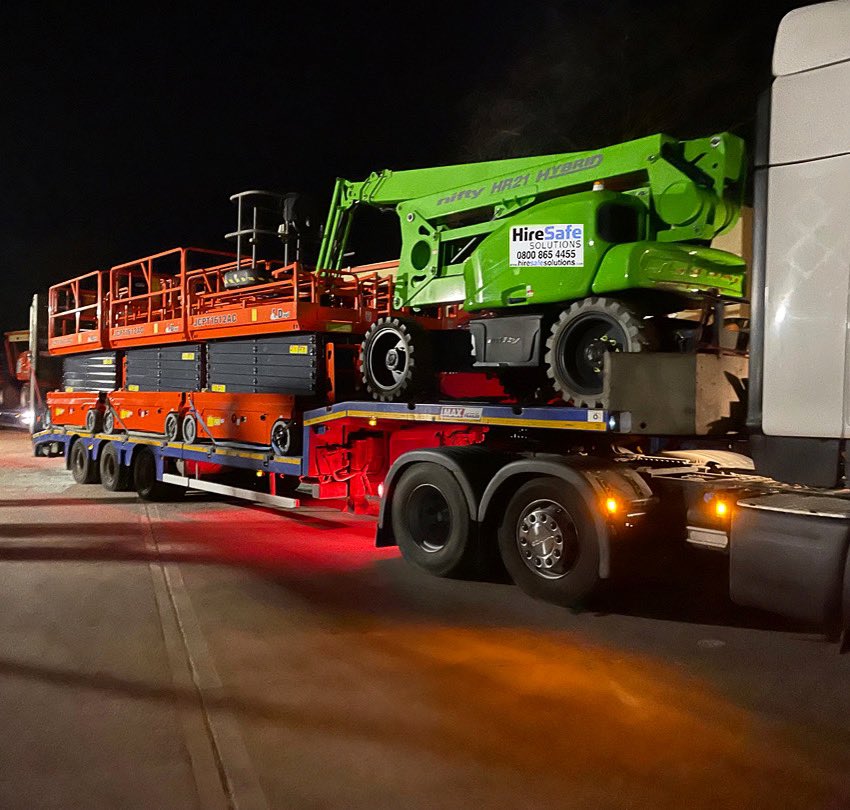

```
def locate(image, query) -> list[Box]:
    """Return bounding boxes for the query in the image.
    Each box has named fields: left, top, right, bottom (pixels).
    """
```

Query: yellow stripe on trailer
left=304, top=408, right=608, bottom=431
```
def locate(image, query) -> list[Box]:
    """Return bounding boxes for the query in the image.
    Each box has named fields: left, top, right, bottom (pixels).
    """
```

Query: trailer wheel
left=545, top=297, right=654, bottom=407
left=133, top=446, right=183, bottom=501
left=360, top=317, right=433, bottom=402
left=99, top=442, right=130, bottom=491
left=85, top=408, right=102, bottom=433
left=69, top=439, right=100, bottom=485
left=497, top=476, right=600, bottom=607
left=182, top=413, right=198, bottom=444
left=391, top=463, right=474, bottom=578
left=103, top=409, right=116, bottom=434
left=164, top=412, right=180, bottom=442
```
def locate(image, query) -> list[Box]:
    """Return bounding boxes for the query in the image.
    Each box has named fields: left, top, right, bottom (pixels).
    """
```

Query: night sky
left=1, top=1, right=798, bottom=333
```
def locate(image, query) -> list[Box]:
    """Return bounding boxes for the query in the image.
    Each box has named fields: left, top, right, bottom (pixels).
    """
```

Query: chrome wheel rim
left=516, top=498, right=578, bottom=579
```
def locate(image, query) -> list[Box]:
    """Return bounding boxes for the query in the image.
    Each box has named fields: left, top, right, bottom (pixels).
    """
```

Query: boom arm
left=317, top=132, right=745, bottom=275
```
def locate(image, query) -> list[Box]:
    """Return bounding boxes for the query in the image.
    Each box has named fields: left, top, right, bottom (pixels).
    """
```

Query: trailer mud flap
left=730, top=494, right=850, bottom=625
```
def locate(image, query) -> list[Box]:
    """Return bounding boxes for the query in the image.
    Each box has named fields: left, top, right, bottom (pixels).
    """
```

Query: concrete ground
left=1, top=429, right=849, bottom=809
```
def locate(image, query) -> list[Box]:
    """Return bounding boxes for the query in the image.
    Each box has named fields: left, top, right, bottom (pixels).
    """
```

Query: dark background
left=0, top=1, right=798, bottom=333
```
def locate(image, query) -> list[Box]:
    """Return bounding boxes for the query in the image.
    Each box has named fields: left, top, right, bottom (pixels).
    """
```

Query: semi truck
left=31, top=1, right=850, bottom=647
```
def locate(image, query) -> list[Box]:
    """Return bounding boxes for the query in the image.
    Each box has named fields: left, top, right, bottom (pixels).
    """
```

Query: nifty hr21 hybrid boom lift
left=319, top=132, right=747, bottom=404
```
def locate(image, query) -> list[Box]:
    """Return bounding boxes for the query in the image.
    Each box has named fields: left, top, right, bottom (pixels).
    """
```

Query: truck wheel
left=69, top=439, right=100, bottom=485
left=133, top=446, right=183, bottom=501
left=164, top=412, right=180, bottom=442
left=391, top=462, right=474, bottom=577
left=270, top=418, right=299, bottom=456
left=182, top=413, right=198, bottom=444
left=497, top=476, right=601, bottom=607
left=99, top=442, right=130, bottom=491
left=103, top=409, right=116, bottom=434
left=85, top=408, right=102, bottom=433
left=360, top=317, right=433, bottom=402
left=544, top=297, right=654, bottom=407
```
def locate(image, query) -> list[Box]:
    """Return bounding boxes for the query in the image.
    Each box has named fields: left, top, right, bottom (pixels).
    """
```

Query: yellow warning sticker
left=102, top=357, right=114, bottom=365
left=55, top=408, right=65, bottom=416
left=127, top=384, right=139, bottom=392
left=206, top=416, right=225, bottom=427
left=289, top=345, right=308, bottom=355
left=119, top=410, right=133, bottom=419
left=64, top=386, right=74, bottom=392
left=211, top=383, right=226, bottom=392
left=181, top=352, right=195, bottom=360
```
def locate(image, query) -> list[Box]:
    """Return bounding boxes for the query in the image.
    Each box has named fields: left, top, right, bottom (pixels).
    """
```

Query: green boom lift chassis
left=317, top=132, right=747, bottom=405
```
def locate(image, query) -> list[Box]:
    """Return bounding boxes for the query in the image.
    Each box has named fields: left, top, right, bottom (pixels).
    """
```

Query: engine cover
left=469, top=314, right=542, bottom=367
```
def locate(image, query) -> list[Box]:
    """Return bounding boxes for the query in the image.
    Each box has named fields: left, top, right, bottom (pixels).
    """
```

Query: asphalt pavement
left=1, top=428, right=848, bottom=809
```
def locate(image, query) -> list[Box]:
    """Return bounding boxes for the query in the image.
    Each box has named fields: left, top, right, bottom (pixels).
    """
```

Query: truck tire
left=391, top=462, right=474, bottom=578
left=69, top=439, right=100, bottom=485
left=103, top=408, right=116, bottom=434
left=360, top=317, right=433, bottom=402
left=133, top=446, right=183, bottom=501
left=497, top=476, right=600, bottom=607
left=99, top=442, right=130, bottom=491
left=545, top=297, right=654, bottom=407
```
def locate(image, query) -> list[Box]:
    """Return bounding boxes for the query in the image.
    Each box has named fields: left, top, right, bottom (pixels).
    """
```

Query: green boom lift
left=317, top=131, right=747, bottom=405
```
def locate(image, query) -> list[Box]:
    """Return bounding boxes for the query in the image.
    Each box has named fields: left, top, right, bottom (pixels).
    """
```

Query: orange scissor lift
left=46, top=245, right=398, bottom=451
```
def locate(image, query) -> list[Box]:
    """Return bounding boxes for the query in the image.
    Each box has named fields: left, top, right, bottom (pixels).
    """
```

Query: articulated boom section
left=319, top=132, right=746, bottom=311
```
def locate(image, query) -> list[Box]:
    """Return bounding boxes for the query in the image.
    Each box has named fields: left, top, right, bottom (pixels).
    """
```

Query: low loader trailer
left=30, top=2, right=850, bottom=646
left=30, top=382, right=850, bottom=648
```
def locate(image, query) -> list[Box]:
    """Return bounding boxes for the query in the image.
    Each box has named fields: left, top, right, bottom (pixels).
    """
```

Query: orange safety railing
left=186, top=258, right=395, bottom=317
left=109, top=247, right=236, bottom=333
left=48, top=270, right=107, bottom=350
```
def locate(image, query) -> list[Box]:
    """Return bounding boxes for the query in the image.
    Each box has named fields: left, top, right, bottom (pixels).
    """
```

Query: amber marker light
left=714, top=498, right=729, bottom=518
left=605, top=497, right=619, bottom=515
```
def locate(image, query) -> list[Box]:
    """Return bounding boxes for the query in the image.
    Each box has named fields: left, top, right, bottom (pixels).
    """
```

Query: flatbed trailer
left=31, top=397, right=850, bottom=647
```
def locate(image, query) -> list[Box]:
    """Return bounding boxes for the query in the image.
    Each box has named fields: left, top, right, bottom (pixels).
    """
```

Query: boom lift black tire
left=360, top=317, right=433, bottom=402
left=133, top=446, right=184, bottom=501
left=99, top=442, right=131, bottom=491
left=544, top=297, right=655, bottom=407
left=391, top=462, right=475, bottom=578
left=497, top=476, right=601, bottom=607
left=69, top=439, right=100, bottom=485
